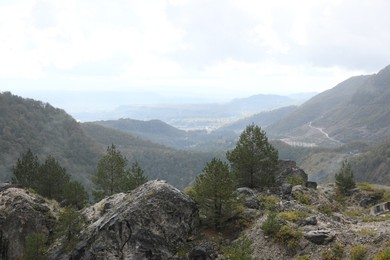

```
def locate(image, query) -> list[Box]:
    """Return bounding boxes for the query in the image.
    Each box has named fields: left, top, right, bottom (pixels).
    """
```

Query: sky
left=1, top=0, right=390, bottom=112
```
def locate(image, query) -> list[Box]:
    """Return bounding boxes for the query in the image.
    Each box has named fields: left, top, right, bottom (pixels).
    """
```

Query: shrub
left=350, top=245, right=368, bottom=260
left=259, top=195, right=279, bottom=211
left=261, top=211, right=282, bottom=236
left=278, top=211, right=310, bottom=222
left=287, top=175, right=305, bottom=186
left=335, top=161, right=355, bottom=195
left=297, top=255, right=310, bottom=260
left=23, top=232, right=47, bottom=260
left=224, top=235, right=253, bottom=260
left=295, top=192, right=311, bottom=205
left=274, top=224, right=302, bottom=251
left=318, top=204, right=334, bottom=216
left=373, top=247, right=390, bottom=260
left=322, top=242, right=345, bottom=260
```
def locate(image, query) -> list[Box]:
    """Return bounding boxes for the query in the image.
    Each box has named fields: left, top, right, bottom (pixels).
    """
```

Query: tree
left=12, top=149, right=40, bottom=189
left=192, top=158, right=237, bottom=230
left=56, top=207, right=85, bottom=245
left=122, top=161, right=148, bottom=191
left=37, top=155, right=70, bottom=201
left=63, top=180, right=89, bottom=209
left=335, top=160, right=356, bottom=195
left=227, top=124, right=278, bottom=189
left=23, top=232, right=47, bottom=260
left=93, top=144, right=128, bottom=200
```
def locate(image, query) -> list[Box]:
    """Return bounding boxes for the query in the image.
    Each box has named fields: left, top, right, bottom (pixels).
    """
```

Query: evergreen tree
left=12, top=149, right=40, bottom=190
left=227, top=124, right=278, bottom=189
left=23, top=232, right=47, bottom=260
left=122, top=161, right=148, bottom=191
left=63, top=180, right=89, bottom=209
left=56, top=207, right=85, bottom=245
left=37, top=155, right=70, bottom=201
left=335, top=160, right=356, bottom=195
left=192, top=158, right=237, bottom=230
left=93, top=144, right=128, bottom=200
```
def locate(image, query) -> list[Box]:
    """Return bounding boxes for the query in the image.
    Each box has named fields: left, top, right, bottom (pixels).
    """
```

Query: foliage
left=259, top=195, right=279, bottom=211
left=56, top=207, right=85, bottom=250
left=322, top=242, right=345, bottom=260
left=350, top=245, right=368, bottom=260
left=191, top=158, right=238, bottom=230
left=294, top=192, right=311, bottom=205
left=23, top=232, right=47, bottom=260
left=12, top=149, right=40, bottom=190
left=63, top=181, right=89, bottom=209
left=12, top=149, right=87, bottom=206
left=93, top=144, right=128, bottom=199
left=373, top=247, right=390, bottom=260
left=274, top=224, right=302, bottom=251
left=335, top=160, right=356, bottom=195
left=122, top=161, right=148, bottom=191
left=224, top=235, right=253, bottom=260
left=227, top=124, right=279, bottom=189
left=296, top=256, right=310, bottom=260
left=261, top=211, right=282, bottom=236
left=278, top=211, right=310, bottom=223
left=287, top=174, right=306, bottom=186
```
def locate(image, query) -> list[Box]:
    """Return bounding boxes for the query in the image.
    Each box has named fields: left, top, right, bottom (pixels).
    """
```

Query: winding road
left=308, top=122, right=342, bottom=144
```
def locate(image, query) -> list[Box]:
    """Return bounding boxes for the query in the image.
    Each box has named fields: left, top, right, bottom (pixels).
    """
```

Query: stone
left=236, top=187, right=257, bottom=197
left=360, top=195, right=383, bottom=208
left=304, top=229, right=335, bottom=245
left=297, top=216, right=317, bottom=227
left=282, top=183, right=293, bottom=195
left=276, top=160, right=308, bottom=186
left=305, top=181, right=318, bottom=189
left=0, top=185, right=57, bottom=260
left=370, top=201, right=390, bottom=216
left=48, top=180, right=199, bottom=260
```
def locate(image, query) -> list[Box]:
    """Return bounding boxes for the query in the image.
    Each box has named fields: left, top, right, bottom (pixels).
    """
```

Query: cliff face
left=0, top=184, right=57, bottom=260
left=49, top=180, right=199, bottom=259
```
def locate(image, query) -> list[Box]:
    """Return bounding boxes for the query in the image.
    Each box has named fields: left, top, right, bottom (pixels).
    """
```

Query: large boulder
left=276, top=160, right=308, bottom=186
left=49, top=180, right=199, bottom=260
left=0, top=183, right=57, bottom=260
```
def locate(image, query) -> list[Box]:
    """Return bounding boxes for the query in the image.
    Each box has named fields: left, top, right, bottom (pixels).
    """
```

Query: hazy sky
left=1, top=0, right=390, bottom=110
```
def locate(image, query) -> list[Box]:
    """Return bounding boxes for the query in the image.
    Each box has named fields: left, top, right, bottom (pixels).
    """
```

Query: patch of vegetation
left=350, top=245, right=368, bottom=260
left=343, top=209, right=364, bottom=219
left=318, top=204, right=334, bottom=216
left=261, top=212, right=282, bottom=236
left=294, top=192, right=311, bottom=205
left=23, top=232, right=47, bottom=260
left=373, top=247, right=390, bottom=260
left=357, top=182, right=376, bottom=191
left=286, top=175, right=305, bottom=186
left=274, top=224, right=302, bottom=251
left=322, top=242, right=345, bottom=260
left=356, top=229, right=376, bottom=235
left=335, top=160, right=355, bottom=195
left=278, top=211, right=310, bottom=223
left=362, top=213, right=390, bottom=222
left=224, top=234, right=253, bottom=260
left=296, top=255, right=310, bottom=260
left=259, top=195, right=279, bottom=211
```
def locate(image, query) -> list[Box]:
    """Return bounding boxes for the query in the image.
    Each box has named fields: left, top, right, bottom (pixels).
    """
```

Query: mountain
left=267, top=65, right=390, bottom=147
left=0, top=92, right=101, bottom=187
left=216, top=105, right=297, bottom=134
left=74, top=93, right=314, bottom=130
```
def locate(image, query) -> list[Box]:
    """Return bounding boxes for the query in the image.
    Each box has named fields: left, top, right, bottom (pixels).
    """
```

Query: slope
left=0, top=92, right=101, bottom=187
left=267, top=65, right=390, bottom=146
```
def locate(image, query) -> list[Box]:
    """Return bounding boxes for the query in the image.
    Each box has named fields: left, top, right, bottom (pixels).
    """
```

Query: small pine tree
left=335, top=160, right=356, bottom=195
left=63, top=181, right=89, bottom=209
left=122, top=161, right=148, bottom=191
left=12, top=149, right=40, bottom=190
left=192, top=158, right=237, bottom=230
left=56, top=207, right=85, bottom=246
left=23, top=232, right=47, bottom=260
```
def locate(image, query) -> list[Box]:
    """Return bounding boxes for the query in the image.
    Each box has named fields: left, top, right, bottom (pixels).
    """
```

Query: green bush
left=318, top=204, right=334, bottom=216
left=350, top=245, right=368, bottom=260
left=287, top=175, right=305, bottom=186
left=224, top=235, right=253, bottom=260
left=295, top=192, right=311, bottom=205
left=275, top=225, right=302, bottom=251
left=322, top=242, right=345, bottom=260
left=278, top=211, right=310, bottom=222
left=23, top=232, right=47, bottom=260
left=259, top=195, right=279, bottom=211
left=297, top=255, right=310, bottom=260
left=373, top=247, right=390, bottom=260
left=261, top=212, right=282, bottom=236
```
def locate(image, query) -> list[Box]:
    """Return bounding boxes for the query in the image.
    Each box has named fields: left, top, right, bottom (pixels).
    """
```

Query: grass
left=278, top=211, right=310, bottom=222
left=259, top=195, right=279, bottom=211
left=350, top=245, right=368, bottom=260
left=356, top=229, right=376, bottom=235
left=362, top=212, right=390, bottom=222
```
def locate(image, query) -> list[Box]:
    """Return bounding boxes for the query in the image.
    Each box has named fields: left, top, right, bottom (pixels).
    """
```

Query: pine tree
left=335, top=160, right=356, bottom=195
left=227, top=124, right=278, bottom=189
left=12, top=149, right=40, bottom=190
left=122, top=161, right=148, bottom=191
left=192, top=158, right=237, bottom=230
left=93, top=144, right=128, bottom=200
left=63, top=180, right=89, bottom=209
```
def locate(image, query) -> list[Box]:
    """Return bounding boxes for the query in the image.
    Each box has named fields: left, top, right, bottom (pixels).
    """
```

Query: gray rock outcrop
left=0, top=184, right=57, bottom=260
left=276, top=160, right=308, bottom=186
left=49, top=180, right=199, bottom=260
left=304, top=229, right=335, bottom=245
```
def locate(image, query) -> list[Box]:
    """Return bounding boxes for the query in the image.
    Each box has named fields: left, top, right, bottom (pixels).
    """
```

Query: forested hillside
left=0, top=92, right=101, bottom=187
left=82, top=122, right=220, bottom=188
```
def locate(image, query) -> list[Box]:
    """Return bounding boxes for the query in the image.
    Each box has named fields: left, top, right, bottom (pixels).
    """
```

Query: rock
left=0, top=185, right=57, bottom=260
left=305, top=181, right=317, bottom=189
left=370, top=201, right=390, bottom=216
left=236, top=187, right=257, bottom=197
left=237, top=187, right=260, bottom=209
left=188, top=246, right=211, bottom=260
left=282, top=183, right=293, bottom=195
left=304, top=229, right=335, bottom=245
left=276, top=160, right=308, bottom=186
left=297, top=216, right=317, bottom=227
left=48, top=180, right=199, bottom=260
left=360, top=195, right=383, bottom=208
